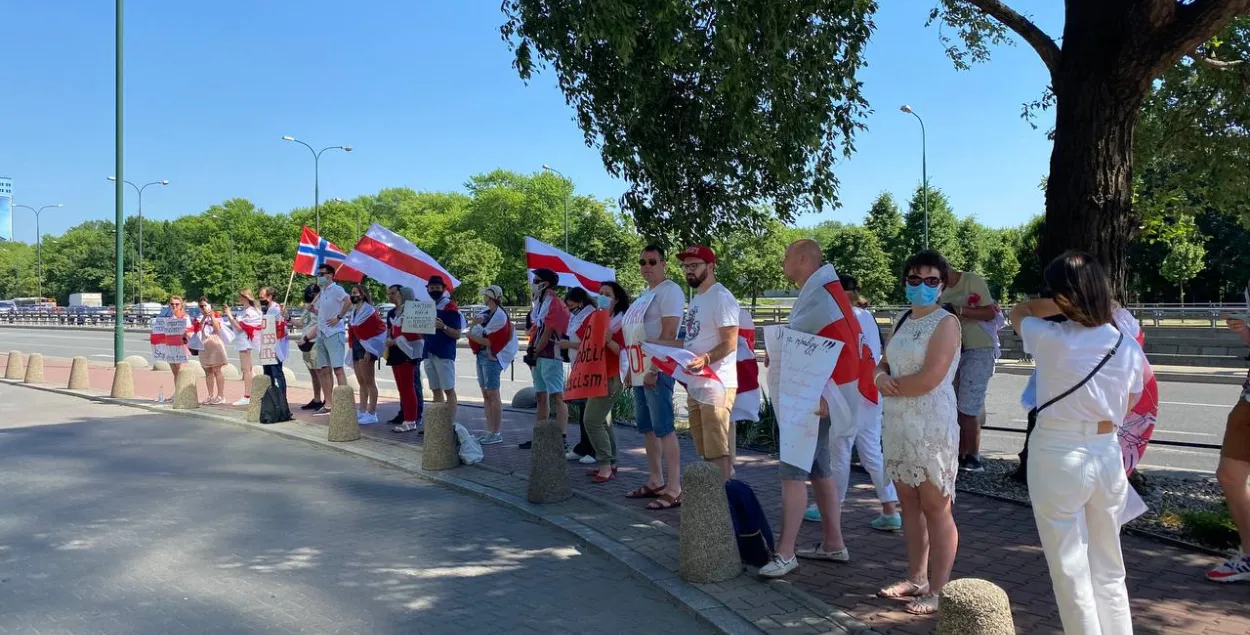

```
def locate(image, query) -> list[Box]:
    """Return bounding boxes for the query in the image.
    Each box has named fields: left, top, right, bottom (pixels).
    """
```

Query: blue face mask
left=905, top=283, right=942, bottom=307
left=596, top=295, right=611, bottom=310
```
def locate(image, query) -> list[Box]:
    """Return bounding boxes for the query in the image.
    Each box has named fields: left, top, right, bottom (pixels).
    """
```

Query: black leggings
left=263, top=361, right=287, bottom=398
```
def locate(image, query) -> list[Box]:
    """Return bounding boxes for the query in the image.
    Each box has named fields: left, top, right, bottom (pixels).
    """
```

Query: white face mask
left=531, top=282, right=545, bottom=298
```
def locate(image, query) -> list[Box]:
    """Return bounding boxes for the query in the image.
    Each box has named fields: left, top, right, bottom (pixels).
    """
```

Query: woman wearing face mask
left=196, top=297, right=230, bottom=405
left=561, top=287, right=600, bottom=464
left=1010, top=252, right=1145, bottom=634
left=576, top=282, right=631, bottom=482
left=223, top=289, right=264, bottom=406
left=874, top=250, right=962, bottom=615
left=347, top=285, right=386, bottom=425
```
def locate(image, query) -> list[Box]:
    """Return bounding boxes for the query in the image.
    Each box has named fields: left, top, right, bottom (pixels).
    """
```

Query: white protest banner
left=402, top=300, right=437, bottom=334
left=258, top=317, right=279, bottom=366
left=150, top=317, right=190, bottom=364
left=763, top=325, right=843, bottom=471
left=619, top=292, right=654, bottom=385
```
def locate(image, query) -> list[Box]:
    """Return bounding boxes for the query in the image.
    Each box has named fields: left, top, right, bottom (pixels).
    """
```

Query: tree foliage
left=1161, top=240, right=1208, bottom=304
left=714, top=215, right=790, bottom=306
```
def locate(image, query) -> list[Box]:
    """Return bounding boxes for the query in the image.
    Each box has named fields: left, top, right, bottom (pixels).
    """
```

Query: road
left=0, top=382, right=714, bottom=635
left=1, top=326, right=1242, bottom=474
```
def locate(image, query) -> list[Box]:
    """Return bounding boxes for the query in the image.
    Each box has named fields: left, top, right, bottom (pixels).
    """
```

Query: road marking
left=1160, top=400, right=1232, bottom=408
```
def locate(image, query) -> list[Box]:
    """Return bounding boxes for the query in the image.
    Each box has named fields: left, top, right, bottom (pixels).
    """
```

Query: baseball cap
left=482, top=285, right=503, bottom=302
left=427, top=275, right=446, bottom=287
left=676, top=245, right=716, bottom=265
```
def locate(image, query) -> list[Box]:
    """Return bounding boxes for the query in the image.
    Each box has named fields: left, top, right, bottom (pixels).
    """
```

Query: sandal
left=591, top=471, right=615, bottom=483
left=904, top=593, right=940, bottom=616
left=625, top=484, right=665, bottom=499
left=646, top=492, right=682, bottom=510
left=586, top=466, right=619, bottom=476
left=877, top=579, right=930, bottom=599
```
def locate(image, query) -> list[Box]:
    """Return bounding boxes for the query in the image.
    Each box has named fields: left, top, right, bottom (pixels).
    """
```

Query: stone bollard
left=185, top=359, right=206, bottom=378
left=421, top=403, right=460, bottom=471
left=245, top=375, right=272, bottom=423
left=4, top=350, right=24, bottom=380
left=124, top=355, right=150, bottom=370
left=936, top=578, right=1016, bottom=635
left=282, top=366, right=296, bottom=384
left=24, top=353, right=44, bottom=384
left=172, top=370, right=199, bottom=410
left=510, top=386, right=537, bottom=409
left=67, top=356, right=90, bottom=390
left=678, top=462, right=742, bottom=583
left=526, top=422, right=571, bottom=503
left=222, top=363, right=241, bottom=380
left=327, top=385, right=360, bottom=442
left=110, top=362, right=135, bottom=399
left=153, top=360, right=171, bottom=372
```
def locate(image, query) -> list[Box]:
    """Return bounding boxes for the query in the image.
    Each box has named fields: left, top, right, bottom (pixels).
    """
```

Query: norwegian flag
left=524, top=236, right=615, bottom=293
left=348, top=303, right=388, bottom=359
left=341, top=224, right=458, bottom=298
left=293, top=226, right=354, bottom=276
left=642, top=342, right=729, bottom=408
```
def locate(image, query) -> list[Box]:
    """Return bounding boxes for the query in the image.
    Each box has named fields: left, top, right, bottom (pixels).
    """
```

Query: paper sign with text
left=402, top=300, right=437, bottom=334
left=258, top=317, right=279, bottom=366
left=619, top=292, right=655, bottom=385
left=150, top=317, right=190, bottom=364
left=565, top=310, right=610, bottom=400
left=763, top=325, right=843, bottom=470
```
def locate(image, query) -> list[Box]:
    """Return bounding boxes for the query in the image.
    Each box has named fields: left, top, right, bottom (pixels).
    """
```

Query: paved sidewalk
left=6, top=352, right=1249, bottom=635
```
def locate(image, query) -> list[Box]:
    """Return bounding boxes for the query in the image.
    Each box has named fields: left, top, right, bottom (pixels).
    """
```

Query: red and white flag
left=340, top=224, right=459, bottom=299
left=642, top=342, right=729, bottom=408
left=469, top=309, right=519, bottom=370
left=524, top=236, right=615, bottom=293
left=732, top=308, right=761, bottom=423
left=348, top=303, right=388, bottom=359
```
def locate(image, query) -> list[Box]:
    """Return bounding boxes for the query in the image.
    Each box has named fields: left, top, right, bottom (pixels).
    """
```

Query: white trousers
left=830, top=403, right=898, bottom=506
left=1027, top=422, right=1133, bottom=635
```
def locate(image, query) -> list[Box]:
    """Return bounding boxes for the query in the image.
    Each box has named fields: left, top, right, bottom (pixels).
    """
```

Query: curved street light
left=900, top=105, right=929, bottom=249
left=13, top=203, right=63, bottom=301
left=282, top=136, right=352, bottom=233
left=108, top=176, right=169, bottom=306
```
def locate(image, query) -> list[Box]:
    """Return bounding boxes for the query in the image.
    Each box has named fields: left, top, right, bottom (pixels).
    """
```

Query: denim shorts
left=531, top=357, right=566, bottom=394
left=633, top=373, right=676, bottom=438
left=476, top=351, right=502, bottom=391
left=956, top=347, right=996, bottom=416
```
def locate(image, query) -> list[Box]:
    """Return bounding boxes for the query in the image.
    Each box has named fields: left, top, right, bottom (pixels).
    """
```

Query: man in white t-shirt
left=623, top=245, right=687, bottom=507
left=313, top=263, right=352, bottom=415
left=668, top=245, right=740, bottom=483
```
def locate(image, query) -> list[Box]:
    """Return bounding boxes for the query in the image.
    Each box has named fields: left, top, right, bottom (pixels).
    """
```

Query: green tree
left=823, top=224, right=894, bottom=304
left=902, top=186, right=962, bottom=269
left=957, top=217, right=994, bottom=275
left=984, top=233, right=1021, bottom=302
left=863, top=192, right=906, bottom=277
left=438, top=230, right=504, bottom=305
left=1161, top=240, right=1208, bottom=305
left=714, top=216, right=788, bottom=306
left=0, top=242, right=39, bottom=300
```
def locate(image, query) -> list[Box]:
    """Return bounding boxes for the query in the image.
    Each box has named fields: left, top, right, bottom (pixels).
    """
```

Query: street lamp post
left=108, top=176, right=168, bottom=306
left=900, top=105, right=929, bottom=249
left=14, top=203, right=62, bottom=300
left=541, top=164, right=570, bottom=254
left=114, top=0, right=125, bottom=363
left=281, top=136, right=352, bottom=234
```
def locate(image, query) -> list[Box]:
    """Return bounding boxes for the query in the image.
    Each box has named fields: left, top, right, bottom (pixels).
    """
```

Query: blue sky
left=0, top=1, right=1061, bottom=243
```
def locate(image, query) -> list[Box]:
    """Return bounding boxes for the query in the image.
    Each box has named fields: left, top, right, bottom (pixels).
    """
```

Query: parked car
left=0, top=300, right=16, bottom=316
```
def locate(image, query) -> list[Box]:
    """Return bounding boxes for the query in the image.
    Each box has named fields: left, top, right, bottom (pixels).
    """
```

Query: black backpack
left=725, top=479, right=775, bottom=567
left=260, top=383, right=292, bottom=423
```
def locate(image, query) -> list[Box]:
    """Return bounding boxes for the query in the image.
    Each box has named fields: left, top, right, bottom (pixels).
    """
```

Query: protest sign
left=619, top=292, right=654, bottom=385
left=565, top=310, right=609, bottom=400
left=402, top=300, right=437, bottom=334
left=258, top=317, right=279, bottom=366
left=150, top=317, right=189, bottom=364
left=763, top=325, right=843, bottom=470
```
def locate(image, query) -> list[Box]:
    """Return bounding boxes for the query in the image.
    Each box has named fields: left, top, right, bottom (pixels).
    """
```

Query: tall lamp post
left=900, top=105, right=929, bottom=249
left=281, top=136, right=352, bottom=234
left=108, top=176, right=168, bottom=307
left=14, top=203, right=62, bottom=300
left=114, top=0, right=125, bottom=363
left=541, top=164, right=570, bottom=254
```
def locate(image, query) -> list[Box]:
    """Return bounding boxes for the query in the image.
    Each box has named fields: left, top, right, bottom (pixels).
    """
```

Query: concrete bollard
left=124, top=355, right=150, bottom=370
left=67, top=356, right=90, bottom=390
left=678, top=462, right=742, bottom=583
left=526, top=422, right=571, bottom=503
left=510, top=386, right=537, bottom=409
left=421, top=403, right=460, bottom=471
left=936, top=578, right=1016, bottom=635
left=153, top=360, right=171, bottom=372
left=246, top=375, right=272, bottom=423
left=185, top=359, right=206, bottom=378
left=4, top=350, right=24, bottom=380
left=172, top=370, right=199, bottom=409
left=282, top=366, right=296, bottom=384
left=110, top=362, right=135, bottom=399
left=23, top=353, right=44, bottom=384
left=222, top=363, right=241, bottom=380
left=327, top=385, right=360, bottom=442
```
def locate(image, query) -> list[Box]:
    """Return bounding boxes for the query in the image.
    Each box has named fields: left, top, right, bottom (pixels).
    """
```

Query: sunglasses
left=638, top=258, right=660, bottom=267
left=905, top=276, right=942, bottom=288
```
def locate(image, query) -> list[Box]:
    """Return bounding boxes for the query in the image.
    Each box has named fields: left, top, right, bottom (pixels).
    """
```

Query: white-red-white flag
left=732, top=308, right=761, bottom=423
left=642, top=342, right=729, bottom=408
left=524, top=236, right=615, bottom=293
left=341, top=224, right=460, bottom=300
left=348, top=303, right=388, bottom=359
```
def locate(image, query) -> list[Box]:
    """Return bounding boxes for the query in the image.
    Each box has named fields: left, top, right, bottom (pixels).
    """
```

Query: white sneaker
left=565, top=450, right=582, bottom=460
left=393, top=421, right=420, bottom=433
left=359, top=412, right=378, bottom=425
left=758, top=554, right=798, bottom=578
left=578, top=454, right=597, bottom=465
left=231, top=397, right=250, bottom=406
left=478, top=432, right=503, bottom=445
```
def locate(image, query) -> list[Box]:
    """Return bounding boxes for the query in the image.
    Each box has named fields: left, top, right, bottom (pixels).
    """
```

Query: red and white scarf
left=348, top=303, right=388, bottom=358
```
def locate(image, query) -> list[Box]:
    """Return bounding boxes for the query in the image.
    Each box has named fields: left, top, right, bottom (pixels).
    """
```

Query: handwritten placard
left=565, top=310, right=609, bottom=400
left=150, top=317, right=190, bottom=364
left=402, top=300, right=437, bottom=334
left=763, top=325, right=843, bottom=470
left=257, top=317, right=279, bottom=366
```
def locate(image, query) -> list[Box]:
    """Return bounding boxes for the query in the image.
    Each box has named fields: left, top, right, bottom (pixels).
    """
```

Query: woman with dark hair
left=347, top=285, right=385, bottom=425
left=575, top=281, right=631, bottom=481
left=875, top=250, right=962, bottom=615
left=1010, top=251, right=1146, bottom=634
left=562, top=286, right=600, bottom=463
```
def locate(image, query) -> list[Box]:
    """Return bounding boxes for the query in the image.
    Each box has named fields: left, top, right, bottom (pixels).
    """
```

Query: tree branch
left=1154, top=0, right=1250, bottom=74
left=1187, top=51, right=1245, bottom=69
left=961, top=0, right=1061, bottom=75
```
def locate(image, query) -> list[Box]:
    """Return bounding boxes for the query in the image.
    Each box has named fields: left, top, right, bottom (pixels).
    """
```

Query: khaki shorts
left=687, top=389, right=736, bottom=460
left=1221, top=398, right=1250, bottom=463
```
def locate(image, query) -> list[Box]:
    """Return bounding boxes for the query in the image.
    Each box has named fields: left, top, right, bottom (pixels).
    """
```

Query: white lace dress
left=882, top=309, right=961, bottom=497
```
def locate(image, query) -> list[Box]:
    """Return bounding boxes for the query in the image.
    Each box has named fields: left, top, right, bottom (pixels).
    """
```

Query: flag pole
left=282, top=269, right=297, bottom=309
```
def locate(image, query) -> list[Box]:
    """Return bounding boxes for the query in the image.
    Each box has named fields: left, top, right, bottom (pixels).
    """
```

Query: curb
left=2, top=378, right=778, bottom=635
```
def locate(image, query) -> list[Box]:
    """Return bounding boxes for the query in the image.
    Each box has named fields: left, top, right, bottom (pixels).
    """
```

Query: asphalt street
left=1, top=326, right=1241, bottom=474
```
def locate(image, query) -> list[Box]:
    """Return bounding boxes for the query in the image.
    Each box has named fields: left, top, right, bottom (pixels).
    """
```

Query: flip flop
left=646, top=492, right=682, bottom=511
left=625, top=484, right=664, bottom=499
left=904, top=594, right=940, bottom=616
left=877, top=579, right=930, bottom=599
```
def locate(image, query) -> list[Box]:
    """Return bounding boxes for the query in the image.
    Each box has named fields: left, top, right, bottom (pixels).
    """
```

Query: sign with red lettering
left=258, top=317, right=279, bottom=366
left=565, top=310, right=609, bottom=400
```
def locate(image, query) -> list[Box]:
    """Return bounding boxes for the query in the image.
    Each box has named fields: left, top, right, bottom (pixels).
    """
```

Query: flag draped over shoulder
left=348, top=303, right=388, bottom=359
left=470, top=309, right=518, bottom=370
left=732, top=308, right=761, bottom=423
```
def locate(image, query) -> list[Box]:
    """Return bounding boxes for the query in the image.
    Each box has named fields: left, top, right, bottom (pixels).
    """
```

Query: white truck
left=69, top=292, right=103, bottom=307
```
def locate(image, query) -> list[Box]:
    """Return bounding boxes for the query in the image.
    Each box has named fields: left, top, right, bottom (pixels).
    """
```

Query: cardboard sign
left=258, top=317, right=279, bottom=366
left=150, top=317, right=189, bottom=364
left=565, top=310, right=610, bottom=400
left=619, top=291, right=654, bottom=385
left=763, top=326, right=843, bottom=470
left=402, top=300, right=437, bottom=334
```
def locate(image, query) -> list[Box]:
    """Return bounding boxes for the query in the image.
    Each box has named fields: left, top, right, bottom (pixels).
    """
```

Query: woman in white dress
left=223, top=289, right=264, bottom=407
left=874, top=250, right=962, bottom=615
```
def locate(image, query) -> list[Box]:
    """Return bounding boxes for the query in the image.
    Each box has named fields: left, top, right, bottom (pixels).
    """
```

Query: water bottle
left=156, top=386, right=165, bottom=403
